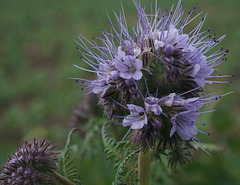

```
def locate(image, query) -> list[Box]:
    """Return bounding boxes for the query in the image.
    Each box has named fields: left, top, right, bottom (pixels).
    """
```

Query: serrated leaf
left=102, top=122, right=138, bottom=185
left=113, top=150, right=139, bottom=185
left=62, top=128, right=82, bottom=185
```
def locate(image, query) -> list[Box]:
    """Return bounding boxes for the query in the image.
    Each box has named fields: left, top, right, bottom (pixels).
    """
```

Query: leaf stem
left=138, top=150, right=151, bottom=185
left=52, top=171, right=76, bottom=185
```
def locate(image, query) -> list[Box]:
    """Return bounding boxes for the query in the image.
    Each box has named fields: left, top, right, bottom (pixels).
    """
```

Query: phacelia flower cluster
left=0, top=138, right=59, bottom=185
left=74, top=0, right=232, bottom=156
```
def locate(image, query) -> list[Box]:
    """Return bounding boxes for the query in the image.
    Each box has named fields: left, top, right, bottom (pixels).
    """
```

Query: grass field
left=0, top=0, right=239, bottom=184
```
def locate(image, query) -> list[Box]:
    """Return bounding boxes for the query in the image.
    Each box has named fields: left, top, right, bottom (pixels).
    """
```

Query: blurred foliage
left=0, top=0, right=239, bottom=184
left=60, top=128, right=82, bottom=185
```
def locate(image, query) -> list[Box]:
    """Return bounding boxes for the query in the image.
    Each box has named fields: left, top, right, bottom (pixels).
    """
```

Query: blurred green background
left=0, top=0, right=239, bottom=184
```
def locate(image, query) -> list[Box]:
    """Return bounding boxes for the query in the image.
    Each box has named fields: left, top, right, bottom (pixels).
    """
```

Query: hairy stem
left=52, top=171, right=76, bottom=185
left=138, top=150, right=151, bottom=185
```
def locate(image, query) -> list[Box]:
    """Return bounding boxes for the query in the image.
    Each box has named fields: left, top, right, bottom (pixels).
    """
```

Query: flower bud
left=0, top=138, right=59, bottom=185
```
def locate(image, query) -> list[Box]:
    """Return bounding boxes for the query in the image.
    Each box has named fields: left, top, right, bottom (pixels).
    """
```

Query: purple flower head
left=74, top=0, right=230, bottom=98
left=0, top=138, right=59, bottom=185
left=73, top=0, right=232, bottom=156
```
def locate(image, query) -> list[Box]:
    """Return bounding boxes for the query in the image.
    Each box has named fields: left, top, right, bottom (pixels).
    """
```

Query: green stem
left=138, top=150, right=151, bottom=185
left=51, top=171, right=76, bottom=185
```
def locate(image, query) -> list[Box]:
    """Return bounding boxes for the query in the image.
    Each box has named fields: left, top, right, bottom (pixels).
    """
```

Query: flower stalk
left=138, top=150, right=151, bottom=185
left=52, top=171, right=76, bottom=185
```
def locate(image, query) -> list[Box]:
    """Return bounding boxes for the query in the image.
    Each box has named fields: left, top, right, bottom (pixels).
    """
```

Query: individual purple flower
left=115, top=46, right=126, bottom=60
left=114, top=55, right=143, bottom=80
left=122, top=96, right=163, bottom=130
left=144, top=96, right=162, bottom=115
left=0, top=138, right=59, bottom=185
left=163, top=93, right=201, bottom=109
left=153, top=25, right=189, bottom=52
left=160, top=93, right=205, bottom=141
left=122, top=104, right=147, bottom=129
left=119, top=95, right=165, bottom=151
left=170, top=110, right=198, bottom=140
left=91, top=78, right=107, bottom=94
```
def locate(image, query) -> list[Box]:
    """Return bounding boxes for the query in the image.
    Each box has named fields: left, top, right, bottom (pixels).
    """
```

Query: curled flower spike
left=0, top=138, right=59, bottom=185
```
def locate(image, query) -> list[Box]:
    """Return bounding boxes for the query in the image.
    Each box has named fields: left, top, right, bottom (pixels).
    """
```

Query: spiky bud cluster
left=74, top=0, right=232, bottom=164
left=0, top=138, right=59, bottom=185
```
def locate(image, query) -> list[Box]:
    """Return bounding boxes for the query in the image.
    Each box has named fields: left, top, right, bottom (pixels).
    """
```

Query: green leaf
left=102, top=122, right=138, bottom=185
left=113, top=150, right=139, bottom=185
left=62, top=128, right=82, bottom=185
